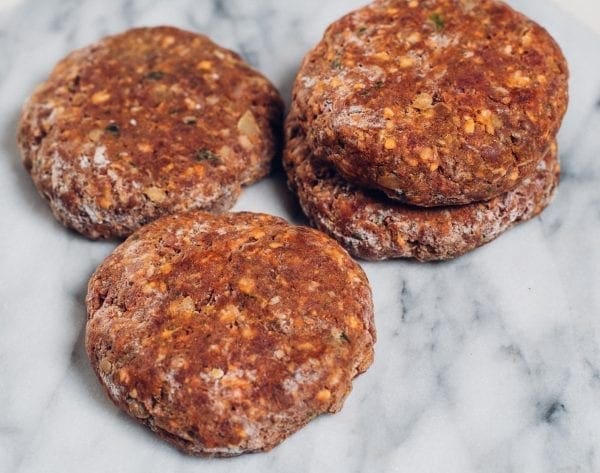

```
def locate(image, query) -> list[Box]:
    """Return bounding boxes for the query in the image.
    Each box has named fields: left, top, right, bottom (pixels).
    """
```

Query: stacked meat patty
left=285, top=0, right=568, bottom=261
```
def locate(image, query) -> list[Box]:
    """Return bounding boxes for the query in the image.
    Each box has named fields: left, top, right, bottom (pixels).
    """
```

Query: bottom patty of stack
left=284, top=120, right=560, bottom=262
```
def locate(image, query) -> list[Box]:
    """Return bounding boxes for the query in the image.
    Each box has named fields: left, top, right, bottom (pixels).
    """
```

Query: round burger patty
left=293, top=0, right=568, bottom=206
left=18, top=26, right=284, bottom=239
left=86, top=211, right=375, bottom=456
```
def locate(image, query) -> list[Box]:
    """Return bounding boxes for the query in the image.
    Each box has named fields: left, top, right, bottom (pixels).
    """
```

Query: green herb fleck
left=195, top=149, right=222, bottom=164
left=339, top=332, right=350, bottom=343
left=429, top=13, right=445, bottom=31
left=183, top=116, right=197, bottom=125
left=331, top=58, right=342, bottom=69
left=357, top=26, right=368, bottom=35
left=146, top=70, right=165, bottom=80
left=374, top=80, right=385, bottom=88
left=105, top=123, right=120, bottom=135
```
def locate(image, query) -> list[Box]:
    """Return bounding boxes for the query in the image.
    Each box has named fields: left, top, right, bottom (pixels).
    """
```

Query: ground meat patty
left=85, top=211, right=375, bottom=456
left=293, top=0, right=568, bottom=206
left=18, top=26, right=284, bottom=239
left=284, top=114, right=560, bottom=261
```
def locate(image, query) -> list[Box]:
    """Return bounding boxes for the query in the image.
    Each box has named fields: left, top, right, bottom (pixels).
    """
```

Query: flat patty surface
left=284, top=115, right=560, bottom=261
left=18, top=26, right=283, bottom=239
left=293, top=0, right=568, bottom=206
left=86, top=211, right=375, bottom=456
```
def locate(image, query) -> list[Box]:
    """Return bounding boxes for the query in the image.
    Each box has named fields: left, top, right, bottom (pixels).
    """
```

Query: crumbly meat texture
left=18, top=26, right=284, bottom=239
left=284, top=115, right=560, bottom=261
left=85, top=212, right=375, bottom=456
left=293, top=0, right=568, bottom=206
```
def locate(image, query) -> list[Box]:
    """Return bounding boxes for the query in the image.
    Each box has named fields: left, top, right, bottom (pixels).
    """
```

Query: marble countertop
left=1, top=1, right=600, bottom=472
left=552, top=0, right=600, bottom=35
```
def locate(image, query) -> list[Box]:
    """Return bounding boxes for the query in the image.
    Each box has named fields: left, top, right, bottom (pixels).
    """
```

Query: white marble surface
left=551, top=0, right=600, bottom=35
left=1, top=1, right=599, bottom=472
